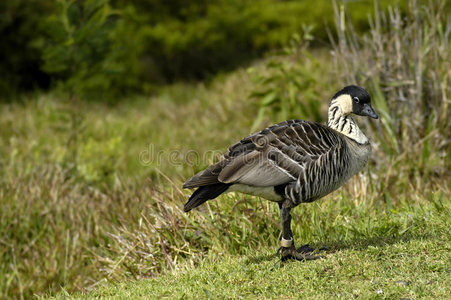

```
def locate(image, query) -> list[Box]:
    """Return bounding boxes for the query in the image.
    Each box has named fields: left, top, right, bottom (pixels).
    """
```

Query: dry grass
left=0, top=68, right=258, bottom=298
left=329, top=0, right=450, bottom=183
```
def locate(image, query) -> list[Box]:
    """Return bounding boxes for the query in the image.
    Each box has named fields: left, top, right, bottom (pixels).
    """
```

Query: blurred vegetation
left=0, top=1, right=54, bottom=95
left=329, top=0, right=450, bottom=190
left=0, top=0, right=449, bottom=298
left=250, top=0, right=450, bottom=186
left=1, top=0, right=409, bottom=101
left=249, top=30, right=323, bottom=131
left=42, top=0, right=127, bottom=101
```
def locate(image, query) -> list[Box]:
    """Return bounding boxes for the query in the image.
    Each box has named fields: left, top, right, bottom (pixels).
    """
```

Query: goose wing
left=218, top=120, right=343, bottom=187
left=183, top=120, right=344, bottom=189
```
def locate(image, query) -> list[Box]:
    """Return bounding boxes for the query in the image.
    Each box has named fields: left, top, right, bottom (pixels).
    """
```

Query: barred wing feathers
left=183, top=120, right=345, bottom=189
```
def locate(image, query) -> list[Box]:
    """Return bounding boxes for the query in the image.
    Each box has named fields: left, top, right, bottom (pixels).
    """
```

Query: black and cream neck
left=327, top=94, right=369, bottom=144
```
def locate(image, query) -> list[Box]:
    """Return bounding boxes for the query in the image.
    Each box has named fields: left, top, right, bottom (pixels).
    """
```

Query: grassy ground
left=1, top=1, right=450, bottom=298
left=61, top=198, right=450, bottom=299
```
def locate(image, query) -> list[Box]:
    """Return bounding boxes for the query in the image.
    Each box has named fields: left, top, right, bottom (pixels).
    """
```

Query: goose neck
left=327, top=105, right=369, bottom=144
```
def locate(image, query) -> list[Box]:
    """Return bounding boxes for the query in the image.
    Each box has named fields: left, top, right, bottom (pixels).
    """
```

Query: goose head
left=330, top=85, right=379, bottom=119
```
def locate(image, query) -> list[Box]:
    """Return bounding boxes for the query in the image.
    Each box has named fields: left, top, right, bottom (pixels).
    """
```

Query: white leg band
left=280, top=237, right=293, bottom=247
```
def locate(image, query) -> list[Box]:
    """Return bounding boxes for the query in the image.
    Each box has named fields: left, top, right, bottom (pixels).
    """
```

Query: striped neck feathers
left=327, top=94, right=369, bottom=144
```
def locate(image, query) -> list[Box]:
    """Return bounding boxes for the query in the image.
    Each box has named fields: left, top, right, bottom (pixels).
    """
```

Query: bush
left=42, top=0, right=137, bottom=101
left=1, top=0, right=408, bottom=100
left=248, top=31, right=322, bottom=132
left=0, top=1, right=54, bottom=98
left=118, top=0, right=406, bottom=83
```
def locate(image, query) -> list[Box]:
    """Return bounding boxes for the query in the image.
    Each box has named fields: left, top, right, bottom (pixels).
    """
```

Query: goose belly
left=227, top=184, right=283, bottom=201
left=294, top=149, right=370, bottom=203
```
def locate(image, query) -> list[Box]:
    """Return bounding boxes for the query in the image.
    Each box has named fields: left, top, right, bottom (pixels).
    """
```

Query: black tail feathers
left=183, top=183, right=231, bottom=212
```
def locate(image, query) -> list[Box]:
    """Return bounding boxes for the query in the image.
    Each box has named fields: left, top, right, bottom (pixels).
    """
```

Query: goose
left=183, top=85, right=378, bottom=260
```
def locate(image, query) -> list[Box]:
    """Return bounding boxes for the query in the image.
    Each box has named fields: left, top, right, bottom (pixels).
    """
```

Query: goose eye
left=353, top=97, right=360, bottom=103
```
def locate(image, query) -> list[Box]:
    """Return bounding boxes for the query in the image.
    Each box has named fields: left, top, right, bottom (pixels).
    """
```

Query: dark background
left=0, top=0, right=413, bottom=101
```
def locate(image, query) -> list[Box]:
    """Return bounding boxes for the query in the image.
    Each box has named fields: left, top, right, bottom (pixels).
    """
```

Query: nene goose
left=183, top=85, right=378, bottom=260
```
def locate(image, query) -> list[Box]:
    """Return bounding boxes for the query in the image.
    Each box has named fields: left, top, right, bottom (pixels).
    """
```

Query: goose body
left=183, top=85, right=378, bottom=260
left=223, top=120, right=371, bottom=204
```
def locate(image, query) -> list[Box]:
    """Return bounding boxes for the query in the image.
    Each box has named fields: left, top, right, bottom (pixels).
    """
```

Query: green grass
left=0, top=67, right=265, bottom=298
left=61, top=198, right=450, bottom=299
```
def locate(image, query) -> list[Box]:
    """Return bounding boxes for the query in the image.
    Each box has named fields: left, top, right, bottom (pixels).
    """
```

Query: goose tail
left=183, top=183, right=231, bottom=212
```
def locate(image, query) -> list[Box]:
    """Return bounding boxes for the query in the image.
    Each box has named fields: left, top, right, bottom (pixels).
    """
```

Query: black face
left=335, top=85, right=379, bottom=119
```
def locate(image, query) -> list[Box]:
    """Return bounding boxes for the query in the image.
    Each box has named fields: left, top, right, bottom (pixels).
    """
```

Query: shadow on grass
left=243, top=232, right=435, bottom=266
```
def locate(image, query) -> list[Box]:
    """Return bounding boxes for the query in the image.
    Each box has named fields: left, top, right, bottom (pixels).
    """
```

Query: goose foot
left=277, top=205, right=326, bottom=261
left=279, top=244, right=325, bottom=261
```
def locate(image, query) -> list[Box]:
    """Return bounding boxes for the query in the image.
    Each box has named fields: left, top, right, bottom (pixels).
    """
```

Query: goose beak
left=362, top=103, right=379, bottom=119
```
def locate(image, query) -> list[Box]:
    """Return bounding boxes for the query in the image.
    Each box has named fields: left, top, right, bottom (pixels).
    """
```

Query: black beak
left=361, top=103, right=379, bottom=119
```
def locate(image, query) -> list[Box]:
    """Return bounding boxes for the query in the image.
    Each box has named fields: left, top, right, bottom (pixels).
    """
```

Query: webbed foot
left=279, top=244, right=325, bottom=261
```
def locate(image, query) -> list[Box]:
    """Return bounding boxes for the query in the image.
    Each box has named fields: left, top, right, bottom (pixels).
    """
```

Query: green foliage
left=121, top=0, right=404, bottom=83
left=1, top=0, right=409, bottom=100
left=42, top=0, right=131, bottom=101
left=249, top=31, right=322, bottom=131
left=0, top=1, right=54, bottom=98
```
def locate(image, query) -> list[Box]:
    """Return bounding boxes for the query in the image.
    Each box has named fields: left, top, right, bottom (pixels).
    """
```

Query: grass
left=1, top=0, right=450, bottom=298
left=0, top=68, right=261, bottom=298
left=62, top=198, right=451, bottom=299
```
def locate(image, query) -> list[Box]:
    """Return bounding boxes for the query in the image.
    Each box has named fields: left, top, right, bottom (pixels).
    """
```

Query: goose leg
left=278, top=204, right=324, bottom=261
